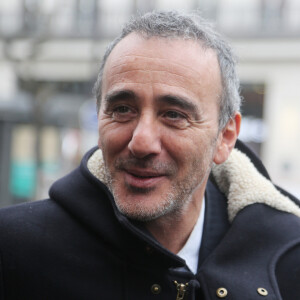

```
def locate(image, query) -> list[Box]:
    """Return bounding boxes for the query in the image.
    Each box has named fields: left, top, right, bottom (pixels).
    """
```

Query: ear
left=213, top=112, right=241, bottom=165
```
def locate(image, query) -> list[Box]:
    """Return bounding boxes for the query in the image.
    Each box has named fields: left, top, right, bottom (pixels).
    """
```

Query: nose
left=128, top=115, right=162, bottom=158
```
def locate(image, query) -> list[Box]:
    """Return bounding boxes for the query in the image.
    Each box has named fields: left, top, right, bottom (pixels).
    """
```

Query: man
left=0, top=11, right=300, bottom=300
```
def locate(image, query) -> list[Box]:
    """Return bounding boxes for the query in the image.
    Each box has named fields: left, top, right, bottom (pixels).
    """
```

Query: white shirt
left=177, top=198, right=205, bottom=274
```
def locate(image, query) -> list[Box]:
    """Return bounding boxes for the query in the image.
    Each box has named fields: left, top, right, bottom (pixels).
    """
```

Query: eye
left=162, top=110, right=190, bottom=129
left=114, top=106, right=131, bottom=114
left=164, top=110, right=186, bottom=120
left=111, top=105, right=136, bottom=122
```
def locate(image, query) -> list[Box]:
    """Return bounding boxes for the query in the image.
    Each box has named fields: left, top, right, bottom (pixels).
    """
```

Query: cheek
left=162, top=133, right=196, bottom=165
left=163, top=130, right=216, bottom=168
left=98, top=122, right=134, bottom=155
left=163, top=129, right=206, bottom=155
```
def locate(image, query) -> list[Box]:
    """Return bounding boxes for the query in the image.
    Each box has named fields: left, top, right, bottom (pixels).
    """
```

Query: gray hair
left=93, top=10, right=241, bottom=129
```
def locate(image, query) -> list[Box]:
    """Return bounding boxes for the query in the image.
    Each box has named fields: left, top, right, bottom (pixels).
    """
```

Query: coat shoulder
left=0, top=199, right=70, bottom=243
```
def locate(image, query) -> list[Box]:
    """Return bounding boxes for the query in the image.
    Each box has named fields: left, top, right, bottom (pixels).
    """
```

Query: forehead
left=102, top=33, right=222, bottom=103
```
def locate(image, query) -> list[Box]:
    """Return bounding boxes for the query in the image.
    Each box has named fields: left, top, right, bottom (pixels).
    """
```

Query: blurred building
left=0, top=0, right=300, bottom=205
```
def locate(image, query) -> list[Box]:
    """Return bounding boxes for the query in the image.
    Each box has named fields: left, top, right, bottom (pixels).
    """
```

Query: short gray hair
left=93, top=10, right=241, bottom=129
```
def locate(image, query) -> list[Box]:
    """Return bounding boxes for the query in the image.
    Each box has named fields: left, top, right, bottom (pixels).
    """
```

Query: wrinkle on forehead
left=105, top=66, right=220, bottom=102
left=107, top=52, right=218, bottom=86
left=102, top=33, right=222, bottom=104
left=109, top=54, right=201, bottom=76
left=106, top=69, right=197, bottom=89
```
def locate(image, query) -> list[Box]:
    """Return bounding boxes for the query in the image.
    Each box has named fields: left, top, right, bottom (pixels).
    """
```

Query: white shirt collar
left=177, top=197, right=205, bottom=274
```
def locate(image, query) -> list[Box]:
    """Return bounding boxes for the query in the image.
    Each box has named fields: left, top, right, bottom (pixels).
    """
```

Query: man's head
left=95, top=11, right=241, bottom=222
left=94, top=10, right=241, bottom=129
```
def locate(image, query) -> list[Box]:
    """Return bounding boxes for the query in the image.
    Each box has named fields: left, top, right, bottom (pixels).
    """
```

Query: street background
left=1, top=0, right=300, bottom=206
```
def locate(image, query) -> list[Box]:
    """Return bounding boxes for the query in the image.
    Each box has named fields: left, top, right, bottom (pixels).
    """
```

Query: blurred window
left=0, top=0, right=23, bottom=35
left=239, top=83, right=266, bottom=157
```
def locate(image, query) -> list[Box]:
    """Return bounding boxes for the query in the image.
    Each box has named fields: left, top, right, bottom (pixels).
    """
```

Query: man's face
left=98, top=33, right=223, bottom=221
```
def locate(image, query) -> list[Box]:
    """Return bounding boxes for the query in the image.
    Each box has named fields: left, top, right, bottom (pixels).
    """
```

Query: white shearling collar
left=212, top=148, right=300, bottom=222
left=87, top=148, right=300, bottom=222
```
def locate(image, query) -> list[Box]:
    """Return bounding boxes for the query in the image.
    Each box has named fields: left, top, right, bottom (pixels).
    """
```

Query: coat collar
left=87, top=142, right=300, bottom=223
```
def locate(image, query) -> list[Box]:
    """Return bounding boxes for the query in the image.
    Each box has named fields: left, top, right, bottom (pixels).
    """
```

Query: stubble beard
left=103, top=143, right=216, bottom=222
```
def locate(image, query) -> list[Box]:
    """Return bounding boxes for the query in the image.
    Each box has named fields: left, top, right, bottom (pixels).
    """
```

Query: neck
left=145, top=188, right=205, bottom=254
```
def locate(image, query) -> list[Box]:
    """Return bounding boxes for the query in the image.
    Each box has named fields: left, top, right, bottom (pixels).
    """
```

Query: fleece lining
left=212, top=148, right=300, bottom=222
left=87, top=148, right=300, bottom=222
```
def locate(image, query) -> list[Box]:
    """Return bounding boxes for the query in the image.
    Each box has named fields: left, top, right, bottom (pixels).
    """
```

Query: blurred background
left=0, top=0, right=300, bottom=206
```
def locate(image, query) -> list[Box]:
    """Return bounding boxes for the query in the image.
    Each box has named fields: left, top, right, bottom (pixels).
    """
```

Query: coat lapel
left=198, top=179, right=230, bottom=268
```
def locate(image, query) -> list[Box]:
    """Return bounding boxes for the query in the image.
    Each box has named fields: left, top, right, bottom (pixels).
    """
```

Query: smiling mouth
left=124, top=169, right=166, bottom=189
left=128, top=172, right=162, bottom=178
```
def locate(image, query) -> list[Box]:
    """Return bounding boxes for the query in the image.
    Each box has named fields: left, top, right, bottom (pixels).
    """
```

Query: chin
left=113, top=192, right=179, bottom=222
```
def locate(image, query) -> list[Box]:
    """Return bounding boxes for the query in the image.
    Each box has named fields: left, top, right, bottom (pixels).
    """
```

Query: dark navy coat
left=0, top=142, right=299, bottom=299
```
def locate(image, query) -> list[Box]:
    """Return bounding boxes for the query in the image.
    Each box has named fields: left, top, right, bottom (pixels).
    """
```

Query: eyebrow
left=104, top=90, right=137, bottom=107
left=158, top=95, right=201, bottom=120
left=104, top=90, right=201, bottom=120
